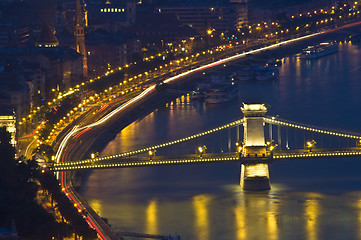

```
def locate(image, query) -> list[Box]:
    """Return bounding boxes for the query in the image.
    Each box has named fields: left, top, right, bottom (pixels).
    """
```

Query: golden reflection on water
left=233, top=191, right=280, bottom=240
left=89, top=199, right=103, bottom=216
left=304, top=193, right=322, bottom=240
left=146, top=200, right=158, bottom=234
left=357, top=199, right=361, bottom=240
left=234, top=201, right=246, bottom=240
left=267, top=201, right=278, bottom=240
left=193, top=195, right=211, bottom=240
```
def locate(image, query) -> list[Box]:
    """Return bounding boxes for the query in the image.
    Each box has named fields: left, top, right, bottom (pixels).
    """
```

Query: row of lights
left=243, top=2, right=360, bottom=39
left=52, top=156, right=240, bottom=171
left=265, top=118, right=361, bottom=139
left=54, top=119, right=244, bottom=167
left=274, top=150, right=361, bottom=159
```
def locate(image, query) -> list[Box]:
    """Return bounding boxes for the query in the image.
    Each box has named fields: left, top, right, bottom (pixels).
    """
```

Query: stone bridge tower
left=240, top=103, right=271, bottom=191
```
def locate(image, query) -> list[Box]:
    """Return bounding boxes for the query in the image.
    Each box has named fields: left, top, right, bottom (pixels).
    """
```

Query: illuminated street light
left=236, top=141, right=243, bottom=153
left=198, top=145, right=207, bottom=157
left=306, top=140, right=316, bottom=151
left=148, top=149, right=156, bottom=160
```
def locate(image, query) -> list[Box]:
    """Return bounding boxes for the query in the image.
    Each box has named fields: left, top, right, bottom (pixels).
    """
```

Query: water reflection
left=193, top=195, right=210, bottom=240
left=89, top=199, right=103, bottom=216
left=234, top=203, right=246, bottom=240
left=304, top=193, right=322, bottom=240
left=146, top=200, right=158, bottom=234
left=267, top=200, right=279, bottom=240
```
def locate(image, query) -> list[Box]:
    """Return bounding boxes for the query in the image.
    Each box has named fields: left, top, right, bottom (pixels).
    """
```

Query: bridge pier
left=240, top=104, right=271, bottom=191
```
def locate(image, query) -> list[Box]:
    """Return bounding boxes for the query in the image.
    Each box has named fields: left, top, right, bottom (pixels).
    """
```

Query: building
left=247, top=0, right=334, bottom=23
left=86, top=0, right=137, bottom=32
left=0, top=72, right=30, bottom=121
left=35, top=23, right=59, bottom=48
left=0, top=24, right=32, bottom=47
left=0, top=104, right=16, bottom=146
left=0, top=47, right=84, bottom=91
left=86, top=30, right=140, bottom=75
left=154, top=2, right=246, bottom=34
left=128, top=12, right=198, bottom=43
left=75, top=0, right=88, bottom=77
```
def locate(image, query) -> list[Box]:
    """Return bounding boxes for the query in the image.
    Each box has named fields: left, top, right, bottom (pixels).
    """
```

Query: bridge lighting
left=306, top=140, right=316, bottom=151
left=269, top=144, right=277, bottom=151
left=237, top=146, right=243, bottom=152
left=198, top=145, right=207, bottom=157
left=91, top=153, right=95, bottom=159
left=149, top=149, right=156, bottom=160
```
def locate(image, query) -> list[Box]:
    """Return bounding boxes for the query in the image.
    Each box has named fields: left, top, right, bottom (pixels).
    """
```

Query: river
left=81, top=39, right=361, bottom=239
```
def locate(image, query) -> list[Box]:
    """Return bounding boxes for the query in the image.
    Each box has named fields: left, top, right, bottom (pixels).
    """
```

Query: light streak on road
left=24, top=138, right=37, bottom=158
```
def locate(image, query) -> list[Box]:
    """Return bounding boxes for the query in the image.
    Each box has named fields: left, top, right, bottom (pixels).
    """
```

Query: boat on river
left=205, top=82, right=238, bottom=104
left=191, top=83, right=211, bottom=100
left=300, top=42, right=338, bottom=59
left=233, top=65, right=279, bottom=81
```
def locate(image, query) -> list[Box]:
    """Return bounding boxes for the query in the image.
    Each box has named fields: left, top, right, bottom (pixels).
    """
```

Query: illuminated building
left=155, top=2, right=247, bottom=33
left=35, top=23, right=59, bottom=48
left=75, top=0, right=88, bottom=77
left=86, top=1, right=137, bottom=31
left=0, top=104, right=16, bottom=146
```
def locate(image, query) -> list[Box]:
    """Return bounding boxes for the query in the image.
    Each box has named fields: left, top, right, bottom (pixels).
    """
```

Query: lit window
left=101, top=9, right=103, bottom=12
left=122, top=8, right=125, bottom=12
left=115, top=8, right=118, bottom=12
left=111, top=8, right=114, bottom=12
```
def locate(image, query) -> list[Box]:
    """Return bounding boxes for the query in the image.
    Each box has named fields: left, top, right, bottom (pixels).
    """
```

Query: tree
left=0, top=127, right=68, bottom=239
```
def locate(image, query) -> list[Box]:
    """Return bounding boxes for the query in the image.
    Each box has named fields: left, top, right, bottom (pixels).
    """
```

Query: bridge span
left=51, top=103, right=361, bottom=191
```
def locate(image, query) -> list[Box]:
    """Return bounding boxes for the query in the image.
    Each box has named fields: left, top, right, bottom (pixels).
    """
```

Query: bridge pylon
left=241, top=103, right=271, bottom=191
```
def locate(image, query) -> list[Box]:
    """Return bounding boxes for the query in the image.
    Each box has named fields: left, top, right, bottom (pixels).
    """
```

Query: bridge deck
left=50, top=147, right=361, bottom=171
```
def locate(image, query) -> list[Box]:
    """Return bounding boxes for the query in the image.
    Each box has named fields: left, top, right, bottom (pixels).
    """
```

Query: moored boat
left=300, top=42, right=338, bottom=59
left=233, top=65, right=279, bottom=81
left=205, top=82, right=238, bottom=104
left=191, top=83, right=212, bottom=100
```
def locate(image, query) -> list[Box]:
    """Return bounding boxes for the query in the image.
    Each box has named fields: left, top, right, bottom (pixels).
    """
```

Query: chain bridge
left=51, top=104, right=361, bottom=191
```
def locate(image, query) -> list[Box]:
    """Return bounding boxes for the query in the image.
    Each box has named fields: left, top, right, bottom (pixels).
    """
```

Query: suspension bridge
left=50, top=103, right=361, bottom=191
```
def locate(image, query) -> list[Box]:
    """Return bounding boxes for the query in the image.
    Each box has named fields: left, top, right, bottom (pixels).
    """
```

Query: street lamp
left=306, top=140, right=316, bottom=152
left=148, top=149, right=156, bottom=160
left=198, top=145, right=207, bottom=157
left=236, top=141, right=243, bottom=153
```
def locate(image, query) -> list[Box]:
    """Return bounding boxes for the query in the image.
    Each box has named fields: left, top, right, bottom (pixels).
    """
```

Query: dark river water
left=81, top=39, right=361, bottom=240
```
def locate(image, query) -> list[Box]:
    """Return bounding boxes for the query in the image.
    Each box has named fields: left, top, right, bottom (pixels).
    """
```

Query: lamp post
left=148, top=149, right=156, bottom=160
left=198, top=145, right=207, bottom=157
